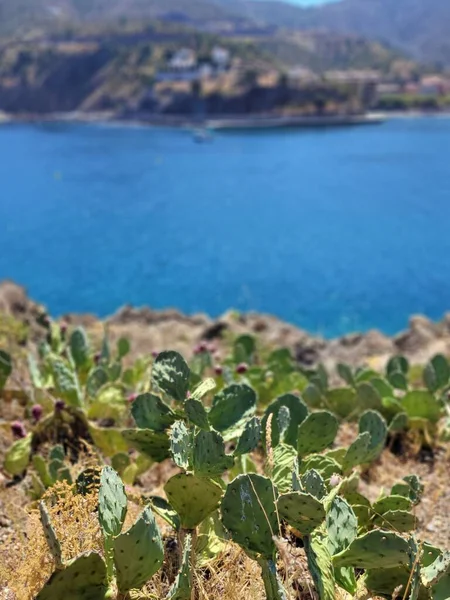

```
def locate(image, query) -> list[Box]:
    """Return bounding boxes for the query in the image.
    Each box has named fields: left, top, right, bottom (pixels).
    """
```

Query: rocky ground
left=1, top=279, right=450, bottom=373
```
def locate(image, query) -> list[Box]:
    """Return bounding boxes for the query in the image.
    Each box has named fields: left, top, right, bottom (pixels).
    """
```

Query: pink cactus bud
left=31, top=404, right=43, bottom=423
left=55, top=399, right=65, bottom=411
left=186, top=391, right=191, bottom=399
left=330, top=474, right=341, bottom=488
left=151, top=350, right=159, bottom=358
left=11, top=421, right=27, bottom=439
left=214, top=365, right=223, bottom=376
left=60, top=322, right=68, bottom=336
left=236, top=362, right=248, bottom=374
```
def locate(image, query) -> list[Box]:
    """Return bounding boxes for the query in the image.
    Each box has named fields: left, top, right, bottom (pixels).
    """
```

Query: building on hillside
left=377, top=82, right=403, bottom=95
left=419, top=76, right=450, bottom=96
left=287, top=67, right=319, bottom=84
left=211, top=46, right=231, bottom=70
left=325, top=70, right=381, bottom=84
left=169, top=48, right=197, bottom=71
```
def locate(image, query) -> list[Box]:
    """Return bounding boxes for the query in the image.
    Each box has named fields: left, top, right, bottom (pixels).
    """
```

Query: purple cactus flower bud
left=207, top=343, right=217, bottom=353
left=11, top=421, right=27, bottom=439
left=186, top=391, right=191, bottom=399
left=31, top=404, right=43, bottom=423
left=94, top=352, right=101, bottom=365
left=128, top=393, right=137, bottom=403
left=151, top=350, right=159, bottom=358
left=236, top=362, right=248, bottom=374
left=60, top=322, right=68, bottom=336
left=330, top=474, right=341, bottom=488
left=214, top=365, right=223, bottom=376
left=55, top=399, right=65, bottom=411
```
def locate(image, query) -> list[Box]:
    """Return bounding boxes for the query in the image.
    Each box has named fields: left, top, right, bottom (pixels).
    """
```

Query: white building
left=211, top=46, right=230, bottom=69
left=169, top=48, right=197, bottom=71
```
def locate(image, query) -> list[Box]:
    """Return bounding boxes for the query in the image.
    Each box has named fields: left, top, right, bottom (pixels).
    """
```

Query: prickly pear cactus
left=299, top=455, right=342, bottom=482
left=301, top=469, right=327, bottom=500
left=193, top=430, right=234, bottom=477
left=151, top=351, right=190, bottom=402
left=131, top=393, right=176, bottom=431
left=39, top=501, right=63, bottom=569
left=185, top=398, right=210, bottom=430
left=401, top=391, right=442, bottom=423
left=271, top=443, right=297, bottom=493
left=98, top=466, right=127, bottom=538
left=326, top=496, right=358, bottom=595
left=304, top=528, right=336, bottom=600
left=421, top=551, right=450, bottom=587
left=33, top=455, right=53, bottom=488
left=190, top=377, right=216, bottom=400
left=69, top=327, right=90, bottom=369
left=208, top=384, right=256, bottom=440
left=122, top=429, right=170, bottom=461
left=277, top=491, right=325, bottom=536
left=86, top=366, right=109, bottom=398
left=49, top=356, right=82, bottom=408
left=372, top=495, right=412, bottom=514
left=423, top=354, right=450, bottom=392
left=4, top=433, right=32, bottom=476
left=167, top=533, right=193, bottom=600
left=341, top=432, right=371, bottom=473
left=358, top=410, right=387, bottom=463
left=333, top=530, right=410, bottom=569
left=372, top=510, right=417, bottom=532
left=165, top=474, right=223, bottom=530
left=221, top=474, right=278, bottom=558
left=391, top=475, right=424, bottom=506
left=297, top=411, right=339, bottom=457
left=170, top=421, right=193, bottom=470
left=257, top=557, right=288, bottom=600
left=36, top=552, right=108, bottom=600
left=0, top=349, right=12, bottom=390
left=262, top=394, right=309, bottom=448
left=113, top=506, right=164, bottom=593
left=234, top=417, right=261, bottom=456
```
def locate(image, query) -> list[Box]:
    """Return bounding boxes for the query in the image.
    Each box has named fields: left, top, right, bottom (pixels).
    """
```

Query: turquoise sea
left=1, top=117, right=450, bottom=337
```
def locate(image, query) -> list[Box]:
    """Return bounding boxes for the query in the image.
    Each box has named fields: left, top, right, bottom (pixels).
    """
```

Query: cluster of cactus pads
left=2, top=326, right=450, bottom=599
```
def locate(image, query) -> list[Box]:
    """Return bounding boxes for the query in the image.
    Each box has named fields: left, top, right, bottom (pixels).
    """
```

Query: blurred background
left=0, top=0, right=449, bottom=337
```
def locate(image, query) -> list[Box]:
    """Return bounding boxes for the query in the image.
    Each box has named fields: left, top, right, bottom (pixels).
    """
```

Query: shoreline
left=1, top=109, right=450, bottom=130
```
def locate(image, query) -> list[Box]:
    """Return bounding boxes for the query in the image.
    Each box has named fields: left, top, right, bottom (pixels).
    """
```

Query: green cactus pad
left=333, top=530, right=410, bottom=569
left=257, top=557, right=288, bottom=600
left=33, top=455, right=53, bottom=488
left=365, top=566, right=413, bottom=599
left=341, top=432, right=371, bottom=472
left=337, top=363, right=354, bottom=386
left=341, top=491, right=372, bottom=527
left=297, top=411, right=339, bottom=457
left=271, top=444, right=297, bottom=493
left=98, top=466, right=127, bottom=538
left=209, top=384, right=256, bottom=440
left=356, top=382, right=383, bottom=412
left=389, top=412, right=409, bottom=433
left=122, top=429, right=170, bottom=461
left=299, top=455, right=342, bottom=481
left=372, top=495, right=412, bottom=515
left=302, top=383, right=323, bottom=409
left=324, top=387, right=357, bottom=419
left=359, top=410, right=387, bottom=462
left=151, top=351, right=190, bottom=402
left=185, top=398, right=210, bottom=430
left=193, top=430, right=234, bottom=476
left=424, top=354, right=450, bottom=392
left=35, top=552, right=108, bottom=600
left=326, top=496, right=357, bottom=555
left=170, top=421, right=193, bottom=470
left=165, top=474, right=223, bottom=530
left=277, top=491, right=325, bottom=535
left=401, top=391, right=442, bottom=423
left=148, top=496, right=181, bottom=531
left=301, top=469, right=327, bottom=500
left=391, top=475, right=424, bottom=505
left=86, top=366, right=109, bottom=398
left=190, top=377, right=216, bottom=400
left=89, top=424, right=129, bottom=457
left=421, top=551, right=450, bottom=587
left=262, top=394, right=309, bottom=448
left=221, top=474, right=278, bottom=558
left=50, top=356, right=82, bottom=407
left=39, top=501, right=63, bottom=569
left=4, top=433, right=32, bottom=476
left=234, top=417, right=261, bottom=456
left=305, top=529, right=336, bottom=600
left=131, top=393, right=176, bottom=431
left=387, top=355, right=409, bottom=376
left=69, top=327, right=90, bottom=369
left=167, top=533, right=193, bottom=600
left=113, top=505, right=164, bottom=593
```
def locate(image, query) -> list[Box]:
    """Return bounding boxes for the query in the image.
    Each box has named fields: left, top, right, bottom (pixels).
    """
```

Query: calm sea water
left=1, top=117, right=450, bottom=337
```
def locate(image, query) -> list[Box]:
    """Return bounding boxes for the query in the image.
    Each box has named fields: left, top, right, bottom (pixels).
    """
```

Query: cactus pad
left=341, top=432, right=371, bottom=473
left=98, top=466, right=127, bottom=538
left=391, top=475, right=424, bottom=505
left=4, top=433, right=32, bottom=476
left=372, top=495, right=412, bottom=515
left=299, top=455, right=342, bottom=481
left=421, top=551, right=450, bottom=587
left=0, top=349, right=12, bottom=389
left=190, top=377, right=216, bottom=400
left=297, top=411, right=339, bottom=457
left=301, top=469, right=327, bottom=500
left=333, top=530, right=410, bottom=569
left=277, top=491, right=325, bottom=535
left=271, top=443, right=297, bottom=493
left=257, top=558, right=288, bottom=600
left=326, top=496, right=357, bottom=555
left=167, top=533, right=193, bottom=600
left=234, top=417, right=261, bottom=456
left=122, top=429, right=170, bottom=461
left=86, top=366, right=109, bottom=398
left=131, top=393, right=175, bottom=431
left=358, top=410, right=387, bottom=462
left=50, top=356, right=82, bottom=408
left=209, top=384, right=256, bottom=440
left=262, top=394, right=308, bottom=448
left=35, top=552, right=108, bottom=600
left=304, top=529, right=336, bottom=600
left=113, top=506, right=164, bottom=593
left=165, top=474, right=223, bottom=529
left=185, top=398, right=210, bottom=430
left=39, top=501, right=63, bottom=569
left=151, top=351, right=190, bottom=402
left=170, top=421, right=193, bottom=470
left=193, top=430, right=234, bottom=476
left=69, top=327, right=90, bottom=369
left=401, top=391, right=442, bottom=423
left=221, top=474, right=278, bottom=558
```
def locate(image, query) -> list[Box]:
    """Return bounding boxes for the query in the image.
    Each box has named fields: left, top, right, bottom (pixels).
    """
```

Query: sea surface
left=1, top=117, right=450, bottom=338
